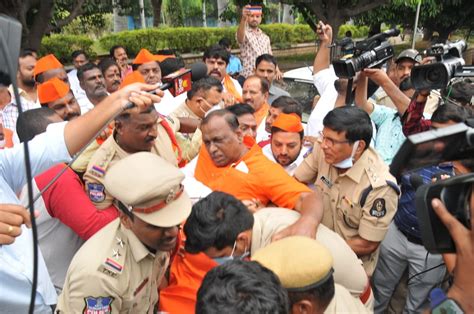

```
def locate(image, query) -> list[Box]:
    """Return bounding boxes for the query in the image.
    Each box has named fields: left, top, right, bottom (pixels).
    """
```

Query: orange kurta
left=159, top=251, right=218, bottom=314
left=194, top=137, right=311, bottom=209
left=254, top=102, right=269, bottom=126
left=223, top=75, right=243, bottom=103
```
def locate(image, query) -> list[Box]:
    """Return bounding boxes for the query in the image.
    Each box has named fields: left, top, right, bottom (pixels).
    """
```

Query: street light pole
left=412, top=0, right=422, bottom=49
left=139, top=0, right=146, bottom=29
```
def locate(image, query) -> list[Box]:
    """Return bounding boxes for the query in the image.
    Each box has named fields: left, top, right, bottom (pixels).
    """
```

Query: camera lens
left=426, top=67, right=442, bottom=84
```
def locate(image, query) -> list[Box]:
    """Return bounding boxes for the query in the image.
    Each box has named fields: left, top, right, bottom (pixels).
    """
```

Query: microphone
left=124, top=62, right=208, bottom=110
left=409, top=173, right=425, bottom=190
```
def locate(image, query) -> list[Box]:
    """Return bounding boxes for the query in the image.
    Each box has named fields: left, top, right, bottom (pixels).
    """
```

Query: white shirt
left=77, top=97, right=94, bottom=115
left=305, top=67, right=339, bottom=136
left=0, top=121, right=71, bottom=313
left=261, top=143, right=310, bottom=176
left=67, top=69, right=87, bottom=103
left=256, top=119, right=269, bottom=144
left=181, top=157, right=212, bottom=203
left=155, top=90, right=188, bottom=116
left=222, top=76, right=243, bottom=96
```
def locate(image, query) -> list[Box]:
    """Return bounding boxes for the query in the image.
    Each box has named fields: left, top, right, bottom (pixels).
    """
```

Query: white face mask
left=333, top=140, right=359, bottom=169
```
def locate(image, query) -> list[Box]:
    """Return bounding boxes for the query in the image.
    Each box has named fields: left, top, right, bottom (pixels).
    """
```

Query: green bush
left=99, top=24, right=316, bottom=56
left=337, top=24, right=369, bottom=39
left=40, top=34, right=95, bottom=63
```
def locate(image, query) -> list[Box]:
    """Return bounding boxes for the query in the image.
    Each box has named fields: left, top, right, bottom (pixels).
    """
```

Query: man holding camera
left=372, top=103, right=469, bottom=312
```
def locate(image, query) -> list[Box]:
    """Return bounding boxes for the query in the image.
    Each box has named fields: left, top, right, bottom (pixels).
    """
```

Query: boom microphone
left=123, top=62, right=208, bottom=110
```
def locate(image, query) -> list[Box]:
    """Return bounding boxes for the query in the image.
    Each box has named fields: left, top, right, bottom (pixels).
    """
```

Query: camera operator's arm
left=354, top=72, right=374, bottom=114
left=313, top=21, right=332, bottom=75
left=401, top=91, right=431, bottom=136
left=362, top=68, right=410, bottom=116
left=432, top=198, right=474, bottom=313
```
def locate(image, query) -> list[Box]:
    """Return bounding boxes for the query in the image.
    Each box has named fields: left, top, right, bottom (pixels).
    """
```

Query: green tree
left=164, top=0, right=184, bottom=27
left=282, top=0, right=390, bottom=36
left=354, top=0, right=474, bottom=41
left=0, top=0, right=113, bottom=50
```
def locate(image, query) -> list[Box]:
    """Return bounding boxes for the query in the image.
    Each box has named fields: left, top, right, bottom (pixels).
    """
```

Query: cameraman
left=372, top=104, right=469, bottom=313
left=430, top=180, right=474, bottom=312
left=355, top=67, right=411, bottom=165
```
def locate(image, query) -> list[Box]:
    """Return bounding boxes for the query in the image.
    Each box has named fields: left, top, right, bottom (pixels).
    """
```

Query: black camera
left=332, top=29, right=400, bottom=78
left=411, top=40, right=474, bottom=90
left=390, top=120, right=474, bottom=253
left=415, top=173, right=473, bottom=253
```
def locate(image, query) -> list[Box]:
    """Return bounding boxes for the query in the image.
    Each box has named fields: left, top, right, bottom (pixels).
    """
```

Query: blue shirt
left=394, top=164, right=454, bottom=240
left=370, top=104, right=406, bottom=165
left=226, top=54, right=243, bottom=75
left=0, top=121, right=71, bottom=313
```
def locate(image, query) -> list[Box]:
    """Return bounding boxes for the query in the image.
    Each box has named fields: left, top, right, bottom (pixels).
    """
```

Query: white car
left=279, top=66, right=319, bottom=123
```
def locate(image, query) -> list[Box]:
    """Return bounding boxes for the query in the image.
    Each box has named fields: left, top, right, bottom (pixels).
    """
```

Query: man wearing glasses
left=294, top=106, right=400, bottom=277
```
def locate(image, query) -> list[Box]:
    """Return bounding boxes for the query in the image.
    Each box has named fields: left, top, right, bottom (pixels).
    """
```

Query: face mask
left=213, top=241, right=250, bottom=265
left=333, top=140, right=359, bottom=169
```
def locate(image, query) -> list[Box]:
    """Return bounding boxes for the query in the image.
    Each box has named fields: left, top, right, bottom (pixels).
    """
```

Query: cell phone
left=248, top=6, right=262, bottom=14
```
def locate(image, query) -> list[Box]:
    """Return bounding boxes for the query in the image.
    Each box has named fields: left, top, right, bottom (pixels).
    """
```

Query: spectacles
left=319, top=131, right=350, bottom=147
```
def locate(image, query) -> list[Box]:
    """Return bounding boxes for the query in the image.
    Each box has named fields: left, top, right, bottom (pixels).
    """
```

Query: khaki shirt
left=170, top=102, right=202, bottom=162
left=71, top=140, right=100, bottom=173
left=56, top=219, right=169, bottom=313
left=251, top=208, right=368, bottom=300
left=294, top=143, right=399, bottom=275
left=325, top=284, right=370, bottom=313
left=84, top=116, right=180, bottom=209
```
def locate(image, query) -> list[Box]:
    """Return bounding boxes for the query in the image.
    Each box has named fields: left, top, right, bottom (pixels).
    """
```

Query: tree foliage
left=282, top=0, right=390, bottom=35
left=354, top=0, right=474, bottom=41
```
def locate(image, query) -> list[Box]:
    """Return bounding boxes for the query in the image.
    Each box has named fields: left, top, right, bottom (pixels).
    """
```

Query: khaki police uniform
left=56, top=152, right=192, bottom=314
left=294, top=142, right=399, bottom=276
left=325, top=284, right=371, bottom=313
left=170, top=101, right=202, bottom=162
left=253, top=236, right=370, bottom=314
left=251, top=208, right=373, bottom=309
left=83, top=115, right=180, bottom=209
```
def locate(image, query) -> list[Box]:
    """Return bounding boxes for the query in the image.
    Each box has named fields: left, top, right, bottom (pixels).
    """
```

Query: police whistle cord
left=0, top=31, right=37, bottom=314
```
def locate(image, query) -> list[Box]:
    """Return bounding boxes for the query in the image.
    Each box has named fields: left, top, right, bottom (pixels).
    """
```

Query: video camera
left=411, top=40, right=474, bottom=90
left=332, top=28, right=400, bottom=78
left=390, top=119, right=474, bottom=253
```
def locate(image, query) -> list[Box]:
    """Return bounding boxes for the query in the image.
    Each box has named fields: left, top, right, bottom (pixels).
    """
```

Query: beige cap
left=104, top=152, right=191, bottom=227
left=252, top=236, right=333, bottom=291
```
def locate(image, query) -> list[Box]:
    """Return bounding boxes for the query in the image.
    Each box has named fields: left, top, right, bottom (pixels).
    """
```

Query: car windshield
left=277, top=78, right=319, bottom=123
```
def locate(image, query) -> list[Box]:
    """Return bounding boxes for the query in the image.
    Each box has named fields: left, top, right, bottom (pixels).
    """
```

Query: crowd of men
left=1, top=4, right=474, bottom=314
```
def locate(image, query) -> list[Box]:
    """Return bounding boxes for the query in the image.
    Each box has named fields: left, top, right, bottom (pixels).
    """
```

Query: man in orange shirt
left=187, top=109, right=322, bottom=238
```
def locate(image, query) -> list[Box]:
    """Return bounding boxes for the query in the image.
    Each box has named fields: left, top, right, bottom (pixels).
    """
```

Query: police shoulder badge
left=369, top=198, right=386, bottom=218
left=87, top=183, right=106, bottom=203
left=83, top=296, right=114, bottom=313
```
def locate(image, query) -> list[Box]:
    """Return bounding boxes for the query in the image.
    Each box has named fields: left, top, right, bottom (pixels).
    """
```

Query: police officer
left=253, top=236, right=370, bottom=313
left=294, top=106, right=399, bottom=276
left=57, top=152, right=192, bottom=313
left=83, top=103, right=182, bottom=209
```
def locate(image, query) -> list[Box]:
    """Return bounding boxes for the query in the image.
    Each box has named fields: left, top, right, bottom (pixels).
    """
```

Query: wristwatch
left=430, top=288, right=464, bottom=314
